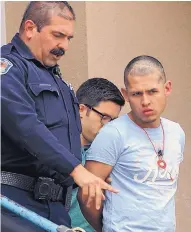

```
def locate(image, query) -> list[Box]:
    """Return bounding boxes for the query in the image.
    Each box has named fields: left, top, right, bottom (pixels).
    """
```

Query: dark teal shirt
left=69, top=146, right=95, bottom=232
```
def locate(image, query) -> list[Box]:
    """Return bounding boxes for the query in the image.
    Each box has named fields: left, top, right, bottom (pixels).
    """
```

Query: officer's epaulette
left=1, top=43, right=14, bottom=56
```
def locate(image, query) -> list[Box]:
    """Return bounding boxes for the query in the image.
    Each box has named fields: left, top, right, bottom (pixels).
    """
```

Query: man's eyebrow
left=129, top=90, right=143, bottom=93
left=130, top=88, right=158, bottom=93
left=52, top=31, right=74, bottom=39
left=147, top=88, right=158, bottom=91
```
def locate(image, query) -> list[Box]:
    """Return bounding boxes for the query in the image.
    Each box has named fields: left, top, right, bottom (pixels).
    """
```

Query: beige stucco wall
left=3, top=2, right=191, bottom=231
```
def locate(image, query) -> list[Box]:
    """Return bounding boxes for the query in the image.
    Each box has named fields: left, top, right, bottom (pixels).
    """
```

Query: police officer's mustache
left=50, top=48, right=65, bottom=56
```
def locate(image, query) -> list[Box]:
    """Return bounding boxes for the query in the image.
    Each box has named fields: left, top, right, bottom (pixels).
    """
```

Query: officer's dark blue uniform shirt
left=1, top=33, right=82, bottom=183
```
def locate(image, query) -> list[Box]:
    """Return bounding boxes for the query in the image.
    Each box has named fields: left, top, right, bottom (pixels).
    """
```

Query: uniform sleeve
left=1, top=58, right=81, bottom=175
left=86, top=123, right=122, bottom=166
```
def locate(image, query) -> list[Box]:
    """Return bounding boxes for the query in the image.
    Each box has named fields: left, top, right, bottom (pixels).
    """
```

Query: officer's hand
left=70, top=164, right=119, bottom=210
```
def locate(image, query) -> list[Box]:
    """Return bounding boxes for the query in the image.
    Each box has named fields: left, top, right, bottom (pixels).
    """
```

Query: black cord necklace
left=138, top=120, right=167, bottom=169
left=131, top=117, right=174, bottom=181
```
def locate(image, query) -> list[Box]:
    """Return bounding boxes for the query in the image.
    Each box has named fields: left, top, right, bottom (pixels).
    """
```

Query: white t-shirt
left=86, top=114, right=185, bottom=232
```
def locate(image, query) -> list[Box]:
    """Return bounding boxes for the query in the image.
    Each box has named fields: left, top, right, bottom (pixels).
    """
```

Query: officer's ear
left=79, top=104, right=88, bottom=119
left=24, top=20, right=38, bottom=39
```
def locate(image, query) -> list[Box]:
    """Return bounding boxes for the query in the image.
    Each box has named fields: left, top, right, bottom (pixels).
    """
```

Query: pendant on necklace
left=157, top=159, right=167, bottom=169
left=157, top=149, right=166, bottom=169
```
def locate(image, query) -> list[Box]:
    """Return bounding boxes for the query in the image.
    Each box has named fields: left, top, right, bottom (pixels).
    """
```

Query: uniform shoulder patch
left=0, top=58, right=13, bottom=75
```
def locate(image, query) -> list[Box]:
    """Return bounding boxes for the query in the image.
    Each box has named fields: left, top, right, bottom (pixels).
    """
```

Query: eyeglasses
left=85, top=104, right=116, bottom=125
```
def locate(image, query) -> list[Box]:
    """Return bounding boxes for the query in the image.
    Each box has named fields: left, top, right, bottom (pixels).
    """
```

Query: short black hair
left=76, top=78, right=125, bottom=107
left=19, top=1, right=75, bottom=33
left=124, top=55, right=166, bottom=88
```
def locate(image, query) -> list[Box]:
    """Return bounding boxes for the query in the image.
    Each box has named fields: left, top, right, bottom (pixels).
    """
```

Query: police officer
left=1, top=2, right=117, bottom=231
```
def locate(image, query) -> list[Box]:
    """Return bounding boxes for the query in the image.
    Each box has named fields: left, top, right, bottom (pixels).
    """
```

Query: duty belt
left=1, top=171, right=73, bottom=211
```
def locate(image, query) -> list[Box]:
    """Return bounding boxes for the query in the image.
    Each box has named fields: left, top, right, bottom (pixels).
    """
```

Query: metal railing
left=0, top=195, right=85, bottom=232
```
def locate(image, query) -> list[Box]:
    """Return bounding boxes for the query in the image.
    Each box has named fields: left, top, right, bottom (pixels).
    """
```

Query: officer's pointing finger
left=95, top=184, right=103, bottom=210
left=101, top=180, right=119, bottom=193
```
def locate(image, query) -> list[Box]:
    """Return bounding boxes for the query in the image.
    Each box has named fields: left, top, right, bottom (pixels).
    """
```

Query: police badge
left=0, top=58, right=13, bottom=75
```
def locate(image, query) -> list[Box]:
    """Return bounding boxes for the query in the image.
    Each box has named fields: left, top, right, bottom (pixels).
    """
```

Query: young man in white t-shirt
left=78, top=55, right=185, bottom=232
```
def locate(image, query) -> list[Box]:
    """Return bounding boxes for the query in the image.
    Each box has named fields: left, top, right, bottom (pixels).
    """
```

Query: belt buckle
left=34, top=177, right=54, bottom=201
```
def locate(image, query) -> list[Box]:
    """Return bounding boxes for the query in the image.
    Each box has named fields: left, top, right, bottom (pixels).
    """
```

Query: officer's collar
left=11, top=33, right=36, bottom=60
left=11, top=33, right=59, bottom=72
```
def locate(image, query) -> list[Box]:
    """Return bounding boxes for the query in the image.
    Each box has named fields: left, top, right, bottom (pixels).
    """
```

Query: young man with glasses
left=84, top=104, right=117, bottom=126
left=69, top=77, right=125, bottom=231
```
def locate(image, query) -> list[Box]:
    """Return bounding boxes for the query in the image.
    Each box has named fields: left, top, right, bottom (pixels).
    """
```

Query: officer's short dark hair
left=19, top=1, right=75, bottom=33
left=124, top=55, right=166, bottom=88
left=76, top=78, right=125, bottom=107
